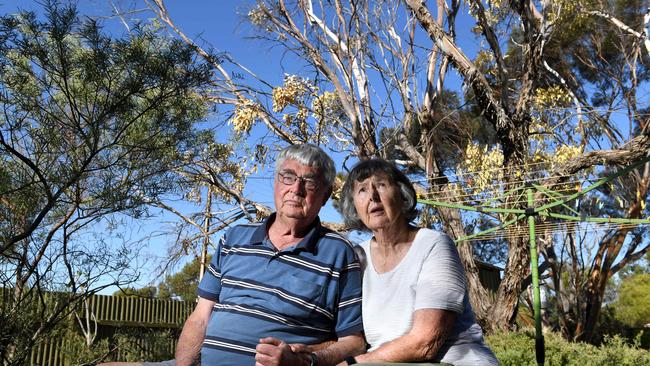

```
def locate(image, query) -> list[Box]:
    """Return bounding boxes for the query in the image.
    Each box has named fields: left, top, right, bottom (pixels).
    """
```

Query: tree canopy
left=0, top=1, right=213, bottom=364
left=614, top=273, right=650, bottom=328
left=157, top=255, right=210, bottom=302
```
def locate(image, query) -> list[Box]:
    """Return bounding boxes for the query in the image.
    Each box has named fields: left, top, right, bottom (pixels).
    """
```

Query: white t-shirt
left=358, top=228, right=498, bottom=366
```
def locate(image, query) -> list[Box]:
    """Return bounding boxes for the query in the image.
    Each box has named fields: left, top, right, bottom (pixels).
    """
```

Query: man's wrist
left=344, top=356, right=357, bottom=365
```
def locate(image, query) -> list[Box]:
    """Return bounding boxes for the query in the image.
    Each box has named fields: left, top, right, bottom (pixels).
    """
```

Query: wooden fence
left=75, top=293, right=194, bottom=327
left=27, top=294, right=194, bottom=366
left=29, top=335, right=181, bottom=366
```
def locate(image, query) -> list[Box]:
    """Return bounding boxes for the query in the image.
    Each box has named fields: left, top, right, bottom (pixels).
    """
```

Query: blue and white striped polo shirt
left=197, top=214, right=363, bottom=365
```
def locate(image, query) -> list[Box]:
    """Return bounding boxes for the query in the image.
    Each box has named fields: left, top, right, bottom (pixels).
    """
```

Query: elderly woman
left=338, top=159, right=498, bottom=366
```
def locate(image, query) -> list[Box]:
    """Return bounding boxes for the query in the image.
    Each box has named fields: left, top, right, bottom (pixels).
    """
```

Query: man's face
left=274, top=159, right=330, bottom=225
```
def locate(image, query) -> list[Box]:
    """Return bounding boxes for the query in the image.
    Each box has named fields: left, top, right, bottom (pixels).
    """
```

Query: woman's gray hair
left=275, top=144, right=336, bottom=189
left=340, top=159, right=419, bottom=231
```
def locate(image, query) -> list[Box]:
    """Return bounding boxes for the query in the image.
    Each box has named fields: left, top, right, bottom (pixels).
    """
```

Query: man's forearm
left=314, top=334, right=365, bottom=366
left=175, top=316, right=207, bottom=366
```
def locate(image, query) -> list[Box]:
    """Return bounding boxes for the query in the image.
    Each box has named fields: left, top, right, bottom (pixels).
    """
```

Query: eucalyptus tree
left=124, top=0, right=650, bottom=340
left=0, top=1, right=213, bottom=363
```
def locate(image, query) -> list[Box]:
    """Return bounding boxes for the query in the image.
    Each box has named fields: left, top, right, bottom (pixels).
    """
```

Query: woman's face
left=352, top=172, right=405, bottom=231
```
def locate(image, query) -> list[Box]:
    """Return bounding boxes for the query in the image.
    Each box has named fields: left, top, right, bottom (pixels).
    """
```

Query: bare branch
left=548, top=134, right=650, bottom=186
left=403, top=0, right=511, bottom=132
left=586, top=8, right=650, bottom=55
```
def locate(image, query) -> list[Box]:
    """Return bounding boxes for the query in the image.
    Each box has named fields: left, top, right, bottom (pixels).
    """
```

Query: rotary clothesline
left=417, top=154, right=650, bottom=366
left=458, top=222, right=646, bottom=243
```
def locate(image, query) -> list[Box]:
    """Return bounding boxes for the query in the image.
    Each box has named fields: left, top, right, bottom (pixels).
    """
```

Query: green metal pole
left=528, top=187, right=544, bottom=366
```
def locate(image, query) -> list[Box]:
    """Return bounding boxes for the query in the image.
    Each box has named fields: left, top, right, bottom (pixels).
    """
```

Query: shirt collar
left=249, top=213, right=322, bottom=252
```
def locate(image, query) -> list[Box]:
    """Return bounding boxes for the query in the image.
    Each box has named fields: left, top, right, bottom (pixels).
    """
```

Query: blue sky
left=0, top=0, right=487, bottom=290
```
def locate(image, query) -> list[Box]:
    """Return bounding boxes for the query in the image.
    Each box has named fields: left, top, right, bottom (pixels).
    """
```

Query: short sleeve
left=414, top=232, right=466, bottom=314
left=334, top=247, right=364, bottom=337
left=197, top=230, right=228, bottom=302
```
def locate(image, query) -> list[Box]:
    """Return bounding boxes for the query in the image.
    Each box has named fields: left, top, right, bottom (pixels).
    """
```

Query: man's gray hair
left=275, top=144, right=336, bottom=188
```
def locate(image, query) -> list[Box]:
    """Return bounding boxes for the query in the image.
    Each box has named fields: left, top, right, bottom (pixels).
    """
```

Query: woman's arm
left=354, top=308, right=457, bottom=363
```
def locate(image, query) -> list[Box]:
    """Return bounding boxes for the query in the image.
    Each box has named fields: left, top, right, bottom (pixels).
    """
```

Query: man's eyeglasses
left=277, top=171, right=320, bottom=191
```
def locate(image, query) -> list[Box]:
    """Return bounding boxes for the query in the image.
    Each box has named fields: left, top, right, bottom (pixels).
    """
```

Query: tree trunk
left=419, top=132, right=495, bottom=331
left=489, top=136, right=531, bottom=330
left=200, top=186, right=212, bottom=281
left=493, top=234, right=530, bottom=330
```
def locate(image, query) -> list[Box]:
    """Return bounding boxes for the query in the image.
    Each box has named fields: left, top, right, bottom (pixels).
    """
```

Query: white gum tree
left=112, top=0, right=650, bottom=338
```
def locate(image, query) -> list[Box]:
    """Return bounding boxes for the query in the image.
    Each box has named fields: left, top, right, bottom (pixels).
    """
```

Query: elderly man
left=176, top=144, right=365, bottom=366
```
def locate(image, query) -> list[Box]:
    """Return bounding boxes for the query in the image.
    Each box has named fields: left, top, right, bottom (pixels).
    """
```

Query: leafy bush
left=486, top=329, right=650, bottom=366
left=110, top=328, right=177, bottom=362
left=33, top=326, right=177, bottom=365
left=60, top=336, right=113, bottom=366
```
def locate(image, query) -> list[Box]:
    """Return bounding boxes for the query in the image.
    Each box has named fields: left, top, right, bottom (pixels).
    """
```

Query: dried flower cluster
left=272, top=75, right=312, bottom=112
left=231, top=99, right=264, bottom=133
left=312, top=91, right=343, bottom=122
left=461, top=143, right=505, bottom=193
left=534, top=85, right=572, bottom=108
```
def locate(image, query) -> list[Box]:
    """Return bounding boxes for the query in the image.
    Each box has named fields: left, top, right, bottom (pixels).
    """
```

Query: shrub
left=32, top=326, right=177, bottom=365
left=110, top=328, right=177, bottom=362
left=486, top=329, right=650, bottom=366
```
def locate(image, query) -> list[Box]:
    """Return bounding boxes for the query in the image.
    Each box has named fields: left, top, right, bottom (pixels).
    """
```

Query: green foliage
left=114, top=286, right=157, bottom=298
left=613, top=273, right=650, bottom=328
left=0, top=1, right=212, bottom=364
left=0, top=0, right=212, bottom=251
left=58, top=336, right=112, bottom=366
left=596, top=305, right=650, bottom=349
left=158, top=255, right=210, bottom=302
left=486, top=329, right=650, bottom=366
left=110, top=328, right=177, bottom=362
left=46, top=327, right=177, bottom=364
left=618, top=251, right=650, bottom=279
